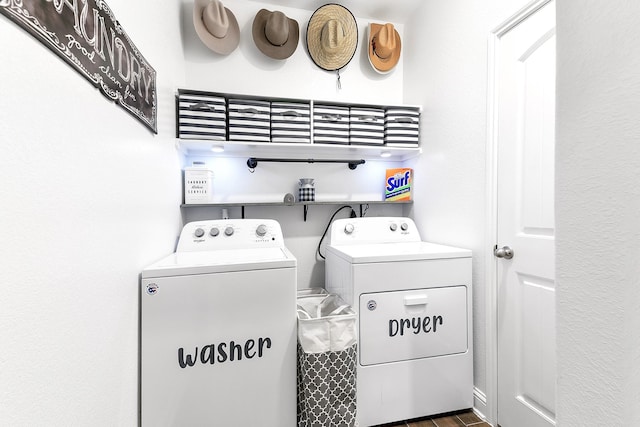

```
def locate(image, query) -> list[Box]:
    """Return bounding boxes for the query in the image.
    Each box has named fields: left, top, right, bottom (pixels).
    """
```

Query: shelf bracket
left=247, top=157, right=365, bottom=170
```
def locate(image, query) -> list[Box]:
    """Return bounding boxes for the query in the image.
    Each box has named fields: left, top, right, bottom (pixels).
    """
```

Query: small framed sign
left=0, top=0, right=157, bottom=133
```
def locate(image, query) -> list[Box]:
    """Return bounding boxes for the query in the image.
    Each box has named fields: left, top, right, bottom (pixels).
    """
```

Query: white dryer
left=325, top=217, right=472, bottom=426
left=141, top=219, right=296, bottom=427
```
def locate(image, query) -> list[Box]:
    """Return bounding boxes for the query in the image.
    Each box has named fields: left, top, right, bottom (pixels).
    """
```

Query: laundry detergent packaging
left=385, top=168, right=413, bottom=201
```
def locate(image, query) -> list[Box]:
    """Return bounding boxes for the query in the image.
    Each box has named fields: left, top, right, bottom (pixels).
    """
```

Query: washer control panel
left=329, top=217, right=422, bottom=245
left=177, top=219, right=284, bottom=252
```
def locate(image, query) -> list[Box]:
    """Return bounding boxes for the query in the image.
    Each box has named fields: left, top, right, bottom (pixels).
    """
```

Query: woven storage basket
left=271, top=101, right=311, bottom=143
left=313, top=104, right=350, bottom=145
left=228, top=98, right=271, bottom=142
left=176, top=91, right=226, bottom=140
left=384, top=107, right=420, bottom=147
left=350, top=107, right=385, bottom=145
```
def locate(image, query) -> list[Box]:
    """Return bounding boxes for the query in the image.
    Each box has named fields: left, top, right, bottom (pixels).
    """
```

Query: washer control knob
left=224, top=227, right=234, bottom=236
left=209, top=227, right=220, bottom=237
left=344, top=223, right=355, bottom=235
left=256, top=224, right=267, bottom=237
left=390, top=223, right=398, bottom=231
left=194, top=228, right=205, bottom=238
left=401, top=223, right=409, bottom=231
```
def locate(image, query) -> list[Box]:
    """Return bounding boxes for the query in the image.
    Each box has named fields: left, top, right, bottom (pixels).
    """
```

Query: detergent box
left=385, top=168, right=413, bottom=201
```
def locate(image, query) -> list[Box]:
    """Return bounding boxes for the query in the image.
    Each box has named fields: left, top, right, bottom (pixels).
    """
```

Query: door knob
left=494, top=245, right=514, bottom=259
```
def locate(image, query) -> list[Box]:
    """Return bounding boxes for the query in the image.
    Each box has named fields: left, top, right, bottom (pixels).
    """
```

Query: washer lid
left=142, top=247, right=296, bottom=278
left=326, top=241, right=471, bottom=264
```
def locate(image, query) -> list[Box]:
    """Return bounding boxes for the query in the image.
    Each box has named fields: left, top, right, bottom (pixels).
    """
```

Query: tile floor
left=375, top=410, right=491, bottom=427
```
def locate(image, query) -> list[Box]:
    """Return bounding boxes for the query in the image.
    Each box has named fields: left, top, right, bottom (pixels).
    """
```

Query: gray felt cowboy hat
left=193, top=0, right=240, bottom=55
left=252, top=9, right=300, bottom=60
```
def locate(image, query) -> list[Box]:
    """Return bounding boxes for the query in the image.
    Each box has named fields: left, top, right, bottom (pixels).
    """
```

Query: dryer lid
left=326, top=241, right=471, bottom=263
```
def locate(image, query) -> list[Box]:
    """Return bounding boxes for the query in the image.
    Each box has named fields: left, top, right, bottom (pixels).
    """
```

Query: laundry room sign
left=0, top=0, right=157, bottom=133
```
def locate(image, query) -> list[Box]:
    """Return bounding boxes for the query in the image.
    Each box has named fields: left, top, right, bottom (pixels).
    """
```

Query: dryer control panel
left=329, top=217, right=422, bottom=246
left=176, top=219, right=285, bottom=252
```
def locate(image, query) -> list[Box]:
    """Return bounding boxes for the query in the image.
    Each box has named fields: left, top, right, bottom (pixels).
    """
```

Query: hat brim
left=252, top=9, right=299, bottom=60
left=193, top=0, right=240, bottom=55
left=306, top=4, right=358, bottom=71
left=368, top=23, right=402, bottom=74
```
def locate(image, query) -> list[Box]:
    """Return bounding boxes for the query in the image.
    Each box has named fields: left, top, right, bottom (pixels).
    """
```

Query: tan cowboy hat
left=306, top=4, right=358, bottom=71
left=368, top=22, right=402, bottom=74
left=193, top=0, right=240, bottom=55
left=252, top=9, right=299, bottom=60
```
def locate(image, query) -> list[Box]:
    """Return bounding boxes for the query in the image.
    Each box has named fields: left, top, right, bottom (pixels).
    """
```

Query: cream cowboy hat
left=306, top=4, right=358, bottom=71
left=252, top=9, right=299, bottom=60
left=368, top=22, right=402, bottom=74
left=193, top=0, right=240, bottom=55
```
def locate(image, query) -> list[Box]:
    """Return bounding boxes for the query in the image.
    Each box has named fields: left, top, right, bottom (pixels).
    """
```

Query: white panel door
left=495, top=1, right=556, bottom=426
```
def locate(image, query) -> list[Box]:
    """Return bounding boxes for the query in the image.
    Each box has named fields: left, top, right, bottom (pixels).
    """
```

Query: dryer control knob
left=224, top=227, right=234, bottom=236
left=344, top=223, right=355, bottom=234
left=390, top=223, right=398, bottom=231
left=256, top=224, right=267, bottom=237
left=209, top=227, right=220, bottom=237
left=401, top=223, right=409, bottom=231
left=194, top=228, right=205, bottom=238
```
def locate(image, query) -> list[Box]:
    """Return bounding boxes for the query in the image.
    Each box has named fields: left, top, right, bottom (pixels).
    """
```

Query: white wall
left=179, top=0, right=416, bottom=288
left=402, top=0, right=531, bottom=417
left=181, top=157, right=406, bottom=287
left=0, top=1, right=414, bottom=424
left=405, top=0, right=640, bottom=424
left=13, top=0, right=634, bottom=425
left=180, top=0, right=406, bottom=103
left=0, top=1, right=184, bottom=425
left=556, top=1, right=640, bottom=425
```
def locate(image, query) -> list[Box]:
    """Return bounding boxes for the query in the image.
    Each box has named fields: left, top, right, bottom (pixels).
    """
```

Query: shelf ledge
left=181, top=200, right=412, bottom=221
left=176, top=140, right=421, bottom=162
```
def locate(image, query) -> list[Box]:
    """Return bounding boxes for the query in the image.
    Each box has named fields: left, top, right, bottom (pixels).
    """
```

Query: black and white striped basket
left=271, top=102, right=311, bottom=143
left=313, top=104, right=350, bottom=145
left=228, top=98, right=271, bottom=142
left=384, top=107, right=420, bottom=147
left=176, top=91, right=226, bottom=140
left=350, top=107, right=385, bottom=145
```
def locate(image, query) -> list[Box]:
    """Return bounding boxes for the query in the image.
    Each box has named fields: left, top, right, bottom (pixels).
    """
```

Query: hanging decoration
left=193, top=0, right=240, bottom=55
left=305, top=4, right=358, bottom=89
left=252, top=9, right=299, bottom=60
left=0, top=0, right=157, bottom=133
left=368, top=22, right=402, bottom=74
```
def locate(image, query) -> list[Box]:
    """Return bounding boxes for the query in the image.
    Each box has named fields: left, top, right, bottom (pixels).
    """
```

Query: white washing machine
left=325, top=217, right=473, bottom=426
left=140, top=219, right=297, bottom=427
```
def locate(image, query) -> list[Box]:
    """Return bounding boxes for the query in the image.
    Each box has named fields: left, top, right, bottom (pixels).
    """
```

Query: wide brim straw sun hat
left=306, top=4, right=358, bottom=71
